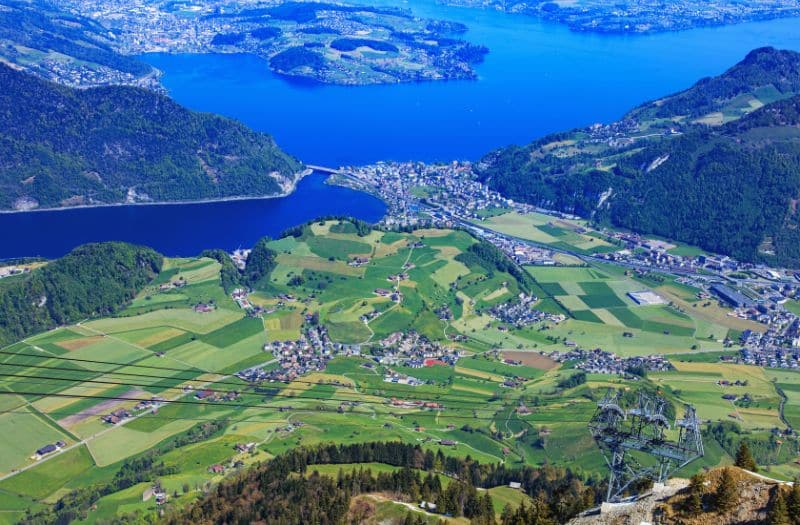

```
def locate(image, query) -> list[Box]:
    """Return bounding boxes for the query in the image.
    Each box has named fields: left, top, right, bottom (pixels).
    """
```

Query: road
left=331, top=167, right=785, bottom=294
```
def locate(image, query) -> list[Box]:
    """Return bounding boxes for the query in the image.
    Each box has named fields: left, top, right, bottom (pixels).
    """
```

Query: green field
left=520, top=264, right=749, bottom=356
left=2, top=221, right=799, bottom=523
left=475, top=211, right=616, bottom=255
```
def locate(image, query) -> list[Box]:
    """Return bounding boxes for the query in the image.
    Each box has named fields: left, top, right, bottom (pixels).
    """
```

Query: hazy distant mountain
left=0, top=0, right=155, bottom=87
left=0, top=64, right=303, bottom=211
left=480, top=47, right=800, bottom=266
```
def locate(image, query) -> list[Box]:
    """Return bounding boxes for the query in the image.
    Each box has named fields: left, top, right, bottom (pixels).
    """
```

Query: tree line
left=162, top=441, right=603, bottom=525
left=0, top=242, right=162, bottom=346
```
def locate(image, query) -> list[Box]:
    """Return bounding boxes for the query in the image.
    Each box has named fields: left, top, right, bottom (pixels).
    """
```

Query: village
left=237, top=325, right=360, bottom=383
left=547, top=348, right=673, bottom=377
left=329, top=159, right=800, bottom=372
left=487, top=293, right=566, bottom=329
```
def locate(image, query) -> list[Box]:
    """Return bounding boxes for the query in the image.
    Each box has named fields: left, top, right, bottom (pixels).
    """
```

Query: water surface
left=143, top=7, right=800, bottom=166
left=6, top=8, right=800, bottom=258
left=0, top=174, right=385, bottom=259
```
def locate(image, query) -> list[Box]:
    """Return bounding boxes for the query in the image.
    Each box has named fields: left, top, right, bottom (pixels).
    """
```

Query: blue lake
left=143, top=4, right=800, bottom=166
left=4, top=4, right=800, bottom=258
left=0, top=174, right=385, bottom=259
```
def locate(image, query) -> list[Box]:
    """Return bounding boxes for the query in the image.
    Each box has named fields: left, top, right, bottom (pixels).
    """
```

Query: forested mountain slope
left=628, top=47, right=800, bottom=122
left=0, top=243, right=162, bottom=345
left=609, top=96, right=800, bottom=263
left=0, top=64, right=303, bottom=211
left=479, top=47, right=800, bottom=266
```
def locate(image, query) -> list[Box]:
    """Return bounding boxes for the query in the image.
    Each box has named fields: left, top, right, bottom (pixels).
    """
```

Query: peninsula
left=0, top=0, right=157, bottom=88
left=49, top=0, right=489, bottom=85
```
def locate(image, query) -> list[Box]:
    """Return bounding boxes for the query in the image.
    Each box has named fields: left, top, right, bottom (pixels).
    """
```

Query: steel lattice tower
left=589, top=389, right=704, bottom=502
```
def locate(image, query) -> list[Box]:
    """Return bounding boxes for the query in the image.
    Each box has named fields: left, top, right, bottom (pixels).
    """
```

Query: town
left=487, top=293, right=566, bottom=329
left=47, top=0, right=488, bottom=86
left=442, top=0, right=800, bottom=34
left=548, top=347, right=673, bottom=377
left=328, top=160, right=800, bottom=371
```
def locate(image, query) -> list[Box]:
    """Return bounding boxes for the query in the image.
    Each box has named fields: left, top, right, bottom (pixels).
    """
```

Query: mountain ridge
left=479, top=47, right=800, bottom=266
left=0, top=64, right=303, bottom=211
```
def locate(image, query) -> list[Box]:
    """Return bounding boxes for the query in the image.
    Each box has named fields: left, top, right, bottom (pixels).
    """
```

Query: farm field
left=473, top=211, right=617, bottom=255
left=521, top=264, right=749, bottom=357
left=1, top=221, right=799, bottom=522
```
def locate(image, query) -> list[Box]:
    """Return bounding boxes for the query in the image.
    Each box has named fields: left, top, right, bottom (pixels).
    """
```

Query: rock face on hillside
left=568, top=468, right=783, bottom=525
left=568, top=480, right=688, bottom=525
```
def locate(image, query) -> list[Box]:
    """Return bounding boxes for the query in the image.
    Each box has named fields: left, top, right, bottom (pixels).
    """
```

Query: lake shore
left=0, top=168, right=316, bottom=215
left=0, top=172, right=387, bottom=259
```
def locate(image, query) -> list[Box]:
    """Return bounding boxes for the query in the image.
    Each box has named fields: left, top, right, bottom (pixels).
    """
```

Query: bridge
left=306, top=164, right=342, bottom=175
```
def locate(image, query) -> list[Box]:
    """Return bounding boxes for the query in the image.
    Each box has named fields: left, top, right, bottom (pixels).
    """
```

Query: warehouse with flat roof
left=710, top=284, right=755, bottom=308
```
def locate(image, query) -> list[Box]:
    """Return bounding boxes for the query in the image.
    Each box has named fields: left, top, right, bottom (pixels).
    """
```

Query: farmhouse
left=349, top=257, right=370, bottom=267
left=234, top=442, right=256, bottom=453
left=34, top=440, right=65, bottom=459
left=101, top=409, right=131, bottom=425
left=193, top=302, right=215, bottom=313
left=195, top=389, right=216, bottom=401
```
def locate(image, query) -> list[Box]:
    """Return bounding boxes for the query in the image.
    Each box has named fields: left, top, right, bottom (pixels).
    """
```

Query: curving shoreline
left=0, top=168, right=315, bottom=215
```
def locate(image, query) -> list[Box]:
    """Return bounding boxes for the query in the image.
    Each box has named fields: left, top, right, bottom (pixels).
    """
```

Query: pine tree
left=788, top=479, right=800, bottom=525
left=527, top=493, right=555, bottom=525
left=481, top=492, right=497, bottom=525
left=769, top=488, right=791, bottom=525
left=714, top=468, right=739, bottom=513
left=685, top=472, right=705, bottom=516
left=500, top=504, right=515, bottom=525
left=735, top=441, right=758, bottom=472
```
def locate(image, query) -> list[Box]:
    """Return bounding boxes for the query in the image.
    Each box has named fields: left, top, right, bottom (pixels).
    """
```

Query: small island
left=52, top=0, right=489, bottom=85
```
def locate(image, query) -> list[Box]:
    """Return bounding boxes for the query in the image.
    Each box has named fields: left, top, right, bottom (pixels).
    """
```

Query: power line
left=0, top=389, right=533, bottom=422
left=0, top=405, right=587, bottom=426
left=0, top=372, right=505, bottom=413
left=0, top=360, right=516, bottom=409
left=0, top=358, right=515, bottom=407
left=0, top=349, right=524, bottom=403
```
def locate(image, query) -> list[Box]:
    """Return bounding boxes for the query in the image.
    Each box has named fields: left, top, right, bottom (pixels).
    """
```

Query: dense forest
left=0, top=65, right=302, bottom=210
left=244, top=237, right=280, bottom=289
left=607, top=110, right=800, bottom=263
left=479, top=47, right=800, bottom=266
left=0, top=242, right=162, bottom=345
left=163, top=441, right=602, bottom=525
